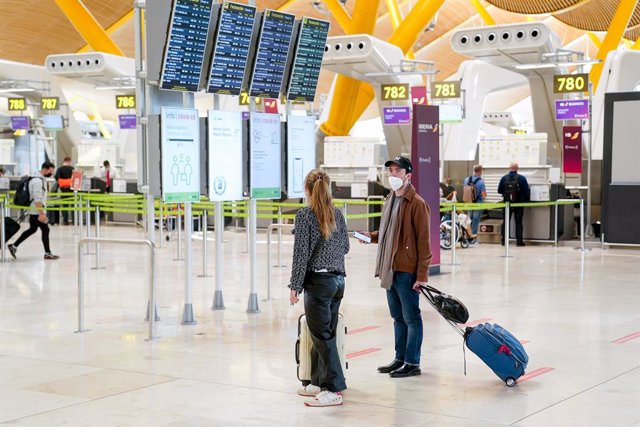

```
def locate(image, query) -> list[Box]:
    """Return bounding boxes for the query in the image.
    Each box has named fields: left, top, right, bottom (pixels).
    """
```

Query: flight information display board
left=160, top=0, right=214, bottom=92
left=249, top=9, right=295, bottom=99
left=206, top=1, right=256, bottom=95
left=286, top=17, right=330, bottom=102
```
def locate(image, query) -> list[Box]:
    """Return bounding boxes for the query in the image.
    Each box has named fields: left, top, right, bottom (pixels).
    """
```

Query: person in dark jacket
left=289, top=168, right=350, bottom=407
left=53, top=157, right=74, bottom=225
left=360, top=156, right=432, bottom=378
left=497, top=162, right=530, bottom=246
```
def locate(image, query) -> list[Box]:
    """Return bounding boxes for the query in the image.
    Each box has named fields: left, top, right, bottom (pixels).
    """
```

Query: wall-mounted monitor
left=10, top=116, right=30, bottom=130
left=286, top=17, right=330, bottom=102
left=206, top=1, right=257, bottom=95
left=42, top=115, right=65, bottom=130
left=160, top=0, right=215, bottom=92
left=248, top=9, right=296, bottom=99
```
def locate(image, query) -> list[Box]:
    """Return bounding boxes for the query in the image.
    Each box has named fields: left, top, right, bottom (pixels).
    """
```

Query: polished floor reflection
left=1, top=224, right=639, bottom=426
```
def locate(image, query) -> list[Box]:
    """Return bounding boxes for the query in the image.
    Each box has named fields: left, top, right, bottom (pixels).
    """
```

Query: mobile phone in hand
left=352, top=231, right=371, bottom=243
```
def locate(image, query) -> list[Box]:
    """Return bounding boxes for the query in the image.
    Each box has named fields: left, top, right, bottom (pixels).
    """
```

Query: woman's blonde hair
left=305, top=169, right=336, bottom=240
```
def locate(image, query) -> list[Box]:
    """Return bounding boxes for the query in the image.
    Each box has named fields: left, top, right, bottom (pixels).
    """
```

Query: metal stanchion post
left=0, top=201, right=6, bottom=262
left=247, top=199, right=259, bottom=313
left=198, top=209, right=211, bottom=277
left=277, top=205, right=284, bottom=268
left=84, top=200, right=92, bottom=255
left=158, top=210, right=164, bottom=249
left=575, top=198, right=590, bottom=252
left=174, top=208, right=182, bottom=260
left=554, top=202, right=559, bottom=247
left=181, top=202, right=196, bottom=324
left=73, top=191, right=79, bottom=235
left=451, top=205, right=459, bottom=266
left=78, top=194, right=84, bottom=238
left=212, top=201, right=225, bottom=310
left=503, top=202, right=512, bottom=258
left=92, top=206, right=104, bottom=270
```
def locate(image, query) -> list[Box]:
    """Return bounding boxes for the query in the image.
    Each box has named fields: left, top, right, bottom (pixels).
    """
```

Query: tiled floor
left=1, top=223, right=639, bottom=426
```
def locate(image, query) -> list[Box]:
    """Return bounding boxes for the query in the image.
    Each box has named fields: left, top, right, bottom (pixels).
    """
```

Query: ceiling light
left=513, top=59, right=601, bottom=70
left=0, top=87, right=35, bottom=93
left=95, top=85, right=136, bottom=91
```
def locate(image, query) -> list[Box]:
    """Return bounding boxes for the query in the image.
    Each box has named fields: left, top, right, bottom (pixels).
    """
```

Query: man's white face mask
left=388, top=176, right=405, bottom=191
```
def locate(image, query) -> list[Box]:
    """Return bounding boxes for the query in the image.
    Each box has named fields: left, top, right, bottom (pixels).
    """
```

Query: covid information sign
left=286, top=17, right=330, bottom=102
left=250, top=112, right=281, bottom=199
left=160, top=0, right=213, bottom=92
left=206, top=1, right=256, bottom=95
left=161, top=107, right=201, bottom=203
left=249, top=10, right=295, bottom=99
left=208, top=110, right=244, bottom=201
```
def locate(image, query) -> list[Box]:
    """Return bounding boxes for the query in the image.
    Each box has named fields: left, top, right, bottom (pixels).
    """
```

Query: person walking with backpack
left=8, top=162, right=60, bottom=260
left=498, top=162, right=530, bottom=247
left=289, top=169, right=350, bottom=407
left=463, top=165, right=487, bottom=244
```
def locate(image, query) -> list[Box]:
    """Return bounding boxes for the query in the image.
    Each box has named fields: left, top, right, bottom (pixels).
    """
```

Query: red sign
left=71, top=170, right=83, bottom=191
left=411, top=86, right=427, bottom=105
left=562, top=126, right=582, bottom=174
left=263, top=98, right=279, bottom=114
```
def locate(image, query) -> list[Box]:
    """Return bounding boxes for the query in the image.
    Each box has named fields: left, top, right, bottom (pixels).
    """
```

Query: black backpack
left=503, top=174, right=520, bottom=202
left=13, top=176, right=42, bottom=207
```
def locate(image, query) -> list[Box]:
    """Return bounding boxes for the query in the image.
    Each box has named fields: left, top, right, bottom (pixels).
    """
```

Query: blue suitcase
left=464, top=322, right=528, bottom=387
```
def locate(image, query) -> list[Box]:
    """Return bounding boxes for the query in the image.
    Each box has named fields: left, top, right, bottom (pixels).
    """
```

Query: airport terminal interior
left=1, top=0, right=640, bottom=425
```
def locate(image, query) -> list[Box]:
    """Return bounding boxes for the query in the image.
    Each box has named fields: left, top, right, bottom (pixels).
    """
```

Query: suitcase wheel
left=505, top=377, right=516, bottom=387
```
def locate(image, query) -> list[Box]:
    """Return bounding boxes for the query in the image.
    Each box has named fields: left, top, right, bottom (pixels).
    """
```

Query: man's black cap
left=384, top=156, right=413, bottom=173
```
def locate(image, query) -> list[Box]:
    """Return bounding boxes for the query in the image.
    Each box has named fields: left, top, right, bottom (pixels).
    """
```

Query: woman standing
left=289, top=169, right=350, bottom=407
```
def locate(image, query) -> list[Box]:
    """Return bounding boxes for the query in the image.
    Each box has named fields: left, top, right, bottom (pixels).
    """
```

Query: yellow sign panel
left=430, top=81, right=461, bottom=99
left=553, top=73, right=588, bottom=93
left=41, top=97, right=59, bottom=110
left=239, top=91, right=261, bottom=105
left=8, top=97, right=26, bottom=111
left=115, top=95, right=136, bottom=109
left=381, top=83, right=409, bottom=101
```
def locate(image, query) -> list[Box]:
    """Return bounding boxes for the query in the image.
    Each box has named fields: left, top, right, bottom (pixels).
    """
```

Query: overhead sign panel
left=249, top=9, right=295, bottom=99
left=160, top=0, right=214, bottom=92
left=206, top=1, right=257, bottom=95
left=40, top=97, right=59, bottom=111
left=286, top=17, right=330, bottom=102
left=554, top=73, right=588, bottom=94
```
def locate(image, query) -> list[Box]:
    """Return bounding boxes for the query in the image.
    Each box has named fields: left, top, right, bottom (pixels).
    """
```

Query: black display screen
left=248, top=10, right=295, bottom=99
left=160, top=0, right=213, bottom=92
left=206, top=1, right=256, bottom=95
left=286, top=18, right=330, bottom=102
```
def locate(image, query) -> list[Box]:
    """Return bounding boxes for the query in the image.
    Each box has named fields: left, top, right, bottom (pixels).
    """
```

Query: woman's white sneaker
left=297, top=384, right=321, bottom=397
left=304, top=391, right=343, bottom=407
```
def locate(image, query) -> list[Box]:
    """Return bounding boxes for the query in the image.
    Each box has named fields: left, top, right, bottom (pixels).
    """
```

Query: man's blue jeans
left=386, top=271, right=423, bottom=366
left=469, top=208, right=482, bottom=235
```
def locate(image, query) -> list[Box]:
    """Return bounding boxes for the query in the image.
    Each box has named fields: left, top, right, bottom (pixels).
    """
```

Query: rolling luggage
left=464, top=322, right=528, bottom=387
left=2, top=217, right=20, bottom=248
left=295, top=313, right=347, bottom=385
left=419, top=285, right=528, bottom=387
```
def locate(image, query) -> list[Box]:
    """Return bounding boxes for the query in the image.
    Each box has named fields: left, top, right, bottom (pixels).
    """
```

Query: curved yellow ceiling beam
left=388, top=0, right=447, bottom=53
left=471, top=0, right=496, bottom=25
left=385, top=0, right=416, bottom=58
left=55, top=0, right=124, bottom=56
left=319, top=0, right=380, bottom=137
left=76, top=9, right=135, bottom=54
left=634, top=37, right=640, bottom=49
left=590, top=0, right=639, bottom=91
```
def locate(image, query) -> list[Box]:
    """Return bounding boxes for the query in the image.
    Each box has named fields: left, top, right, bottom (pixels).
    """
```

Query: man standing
left=463, top=164, right=487, bottom=244
left=361, top=156, right=432, bottom=378
left=498, top=162, right=530, bottom=247
left=54, top=157, right=74, bottom=225
left=100, top=160, right=117, bottom=193
left=8, top=162, right=60, bottom=260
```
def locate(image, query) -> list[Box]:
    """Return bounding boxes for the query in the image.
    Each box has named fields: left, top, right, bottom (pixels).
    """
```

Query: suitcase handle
left=295, top=339, right=300, bottom=365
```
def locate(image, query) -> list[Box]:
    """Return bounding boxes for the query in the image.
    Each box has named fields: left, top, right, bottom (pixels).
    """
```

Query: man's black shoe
left=377, top=359, right=404, bottom=374
left=389, top=364, right=421, bottom=378
left=516, top=242, right=526, bottom=247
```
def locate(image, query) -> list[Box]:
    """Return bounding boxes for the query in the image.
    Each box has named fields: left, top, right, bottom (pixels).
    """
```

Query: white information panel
left=250, top=112, right=281, bottom=199
left=161, top=107, right=201, bottom=203
left=286, top=115, right=316, bottom=198
left=208, top=110, right=243, bottom=201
